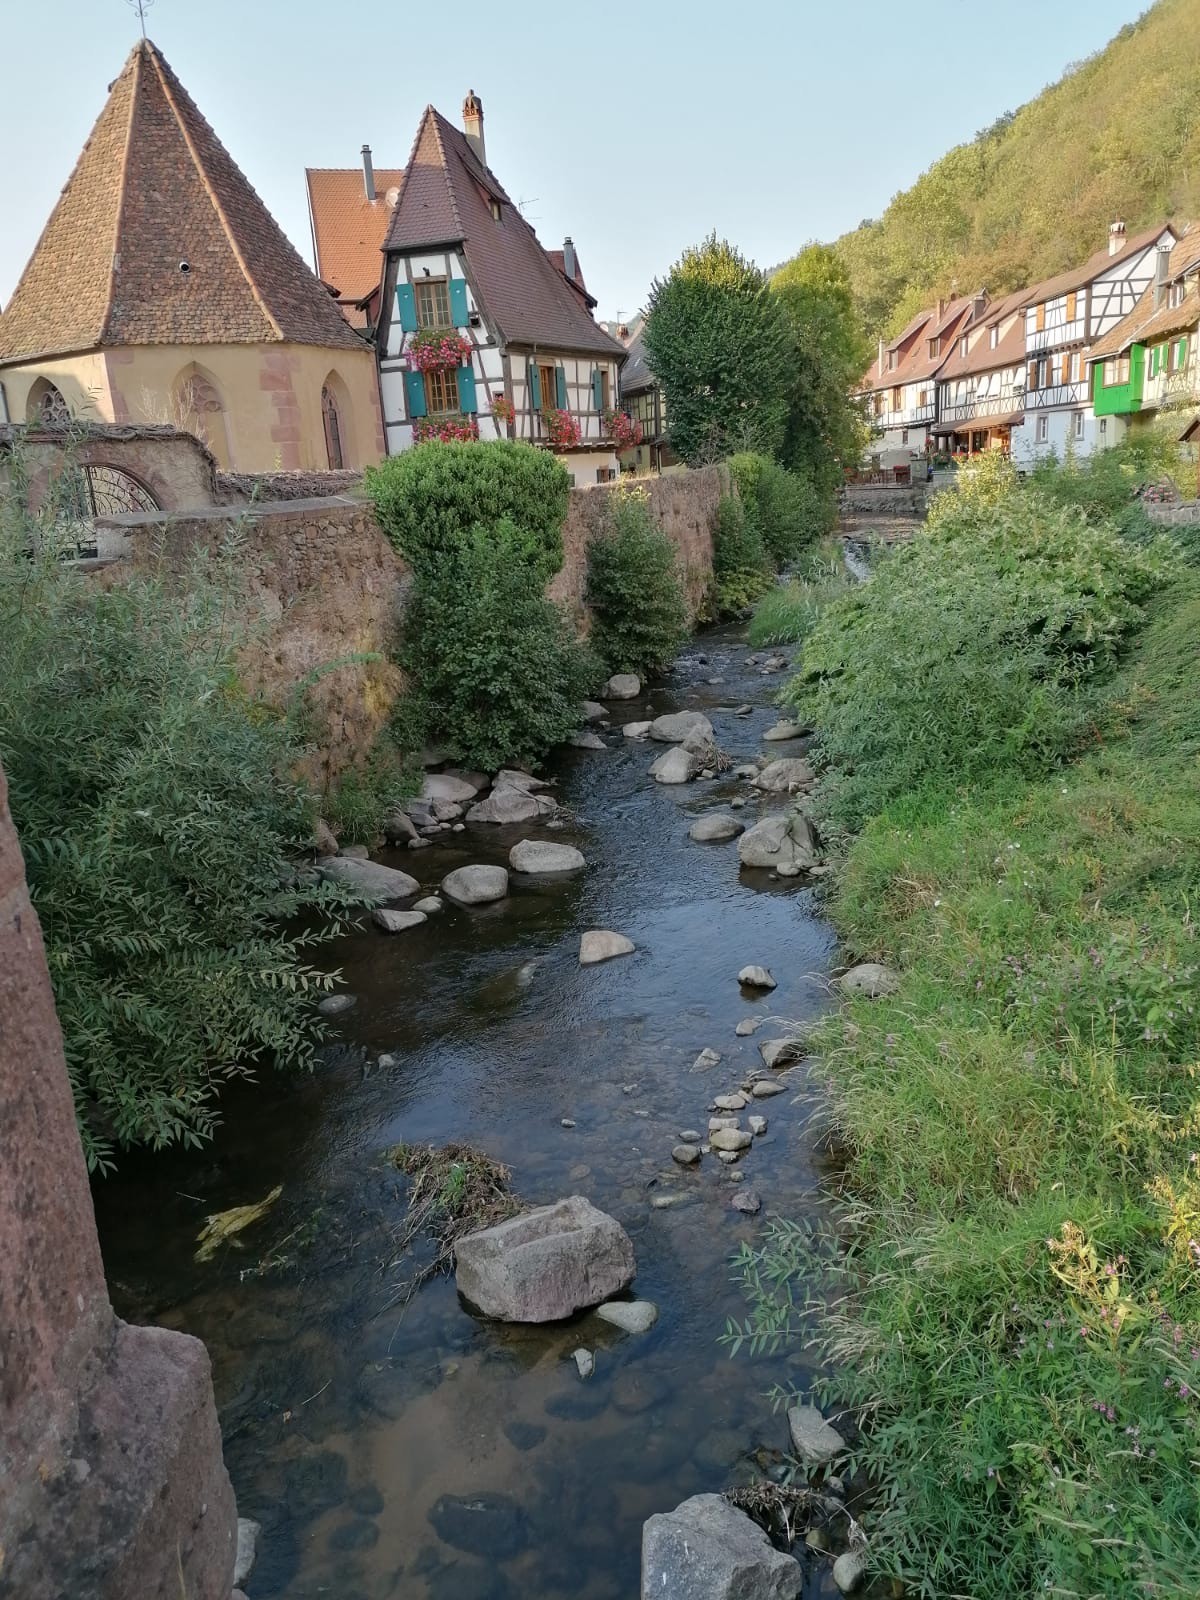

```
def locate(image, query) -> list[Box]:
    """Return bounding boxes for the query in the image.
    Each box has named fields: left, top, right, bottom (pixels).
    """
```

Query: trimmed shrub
left=709, top=493, right=773, bottom=616
left=400, top=520, right=597, bottom=770
left=366, top=440, right=570, bottom=582
left=729, top=452, right=829, bottom=565
left=585, top=487, right=689, bottom=675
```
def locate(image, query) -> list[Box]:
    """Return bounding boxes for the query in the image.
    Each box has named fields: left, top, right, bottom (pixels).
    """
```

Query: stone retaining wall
left=1146, top=499, right=1200, bottom=527
left=838, top=483, right=929, bottom=518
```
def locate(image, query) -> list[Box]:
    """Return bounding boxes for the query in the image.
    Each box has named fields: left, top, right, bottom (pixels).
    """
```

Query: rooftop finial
left=125, top=0, right=155, bottom=39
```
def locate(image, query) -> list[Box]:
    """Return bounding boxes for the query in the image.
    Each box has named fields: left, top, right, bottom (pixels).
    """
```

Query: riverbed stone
left=833, top=1550, right=867, bottom=1594
left=762, top=721, right=806, bottom=742
left=581, top=700, right=607, bottom=723
left=641, top=1493, right=802, bottom=1600
left=840, top=961, right=900, bottom=998
left=750, top=1078, right=787, bottom=1098
left=569, top=730, right=607, bottom=750
left=234, top=1518, right=261, bottom=1586
left=495, top=768, right=551, bottom=792
left=649, top=711, right=713, bottom=744
left=414, top=896, right=443, bottom=913
left=580, top=929, right=635, bottom=965
left=732, top=1190, right=762, bottom=1215
left=650, top=747, right=701, bottom=784
left=734, top=704, right=753, bottom=716
left=787, top=1403, right=846, bottom=1467
left=315, top=856, right=420, bottom=901
left=384, top=809, right=419, bottom=844
left=737, top=964, right=776, bottom=990
left=509, top=839, right=586, bottom=875
left=749, top=1116, right=768, bottom=1136
left=467, top=787, right=551, bottom=825
left=605, top=673, right=642, bottom=700
left=753, top=758, right=815, bottom=794
left=441, top=865, right=509, bottom=906
left=709, top=1127, right=752, bottom=1153
left=714, top=1093, right=747, bottom=1111
left=759, top=1037, right=807, bottom=1070
left=623, top=720, right=653, bottom=739
left=678, top=1129, right=702, bottom=1143
left=421, top=772, right=478, bottom=805
left=572, top=1348, right=594, bottom=1379
left=672, top=1143, right=701, bottom=1166
left=737, top=813, right=818, bottom=872
left=689, top=812, right=744, bottom=843
left=428, top=1492, right=529, bottom=1560
left=709, top=1116, right=738, bottom=1131
left=317, top=992, right=356, bottom=1016
left=595, top=1299, right=659, bottom=1334
left=735, top=1018, right=760, bottom=1037
left=372, top=908, right=428, bottom=933
left=692, top=1047, right=721, bottom=1071
left=338, top=842, right=370, bottom=859
left=454, top=1195, right=635, bottom=1322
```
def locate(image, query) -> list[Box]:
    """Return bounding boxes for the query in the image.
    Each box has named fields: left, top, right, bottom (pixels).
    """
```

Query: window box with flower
left=414, top=416, right=480, bottom=444
left=406, top=329, right=474, bottom=373
left=604, top=409, right=643, bottom=452
left=491, top=393, right=516, bottom=433
left=543, top=408, right=581, bottom=448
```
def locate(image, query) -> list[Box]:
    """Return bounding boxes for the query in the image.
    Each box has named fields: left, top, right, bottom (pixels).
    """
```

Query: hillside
left=829, top=0, right=1200, bottom=337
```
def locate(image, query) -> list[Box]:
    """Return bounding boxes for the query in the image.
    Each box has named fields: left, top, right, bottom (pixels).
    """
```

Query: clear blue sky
left=0, top=0, right=1150, bottom=323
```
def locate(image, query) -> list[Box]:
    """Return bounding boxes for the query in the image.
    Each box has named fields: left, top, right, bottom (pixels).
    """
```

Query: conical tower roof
left=0, top=40, right=363, bottom=364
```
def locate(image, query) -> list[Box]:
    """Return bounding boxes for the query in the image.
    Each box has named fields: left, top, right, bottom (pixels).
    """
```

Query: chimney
left=937, top=297, right=947, bottom=318
left=361, top=144, right=375, bottom=203
left=877, top=337, right=885, bottom=375
left=562, top=236, right=577, bottom=285
left=462, top=90, right=485, bottom=167
left=1154, top=244, right=1172, bottom=310
left=1108, top=220, right=1127, bottom=257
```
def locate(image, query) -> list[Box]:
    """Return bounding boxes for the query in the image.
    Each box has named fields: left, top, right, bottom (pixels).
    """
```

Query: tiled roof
left=937, top=289, right=1031, bottom=380
left=1088, top=228, right=1200, bottom=361
left=383, top=105, right=625, bottom=359
left=306, top=166, right=405, bottom=302
left=1024, top=222, right=1174, bottom=307
left=620, top=328, right=655, bottom=394
left=546, top=248, right=587, bottom=293
left=0, top=40, right=365, bottom=364
left=861, top=299, right=977, bottom=394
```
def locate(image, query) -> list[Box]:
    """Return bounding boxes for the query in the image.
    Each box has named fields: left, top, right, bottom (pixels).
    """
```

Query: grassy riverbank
left=735, top=449, right=1200, bottom=1596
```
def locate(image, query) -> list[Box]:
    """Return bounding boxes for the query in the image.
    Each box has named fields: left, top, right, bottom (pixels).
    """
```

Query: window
left=425, top=367, right=459, bottom=415
left=321, top=384, right=344, bottom=469
left=990, top=325, right=999, bottom=350
left=595, top=467, right=616, bottom=484
left=490, top=199, right=502, bottom=221
left=1066, top=292, right=1077, bottom=324
left=1036, top=414, right=1049, bottom=443
left=1169, top=282, right=1185, bottom=309
left=1036, top=303, right=1046, bottom=332
left=1100, top=418, right=1108, bottom=436
left=600, top=368, right=611, bottom=413
left=928, top=337, right=940, bottom=359
left=415, top=278, right=452, bottom=328
left=901, top=429, right=909, bottom=445
left=960, top=336, right=968, bottom=358
left=26, top=378, right=71, bottom=424
left=1169, top=339, right=1186, bottom=374
left=1036, top=357, right=1050, bottom=389
left=1073, top=411, right=1085, bottom=440
left=540, top=364, right=558, bottom=412
left=891, top=386, right=902, bottom=409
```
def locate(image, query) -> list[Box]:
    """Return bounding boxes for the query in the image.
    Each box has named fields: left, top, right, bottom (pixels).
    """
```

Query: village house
left=306, top=150, right=406, bottom=334
left=1087, top=227, right=1200, bottom=441
left=858, top=296, right=981, bottom=473
left=376, top=93, right=627, bottom=484
left=0, top=40, right=384, bottom=476
left=932, top=288, right=1030, bottom=458
left=617, top=323, right=676, bottom=474
left=1014, top=220, right=1176, bottom=467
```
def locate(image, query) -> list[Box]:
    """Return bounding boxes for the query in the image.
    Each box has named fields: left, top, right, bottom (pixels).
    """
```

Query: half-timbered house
left=618, top=326, right=676, bottom=474
left=933, top=288, right=1030, bottom=457
left=857, top=297, right=980, bottom=470
left=1015, top=221, right=1177, bottom=466
left=377, top=94, right=626, bottom=483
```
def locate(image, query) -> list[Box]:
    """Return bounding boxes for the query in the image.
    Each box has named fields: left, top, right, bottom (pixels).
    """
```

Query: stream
left=92, top=623, right=841, bottom=1600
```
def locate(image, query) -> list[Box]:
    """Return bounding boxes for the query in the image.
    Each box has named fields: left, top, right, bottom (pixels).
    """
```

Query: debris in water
left=386, top=1142, right=518, bottom=1309
left=194, top=1185, right=283, bottom=1263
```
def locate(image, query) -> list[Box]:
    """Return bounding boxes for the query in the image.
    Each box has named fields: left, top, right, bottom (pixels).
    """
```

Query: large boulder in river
left=495, top=768, right=551, bottom=793
left=509, top=839, right=586, bottom=875
left=580, top=929, right=635, bottom=965
left=455, top=1195, right=635, bottom=1321
left=649, top=711, right=713, bottom=745
left=441, top=864, right=509, bottom=905
left=467, top=786, right=555, bottom=824
left=752, top=758, right=815, bottom=794
left=651, top=747, right=701, bottom=785
left=737, top=813, right=817, bottom=872
left=689, top=812, right=744, bottom=843
left=315, top=856, right=419, bottom=901
left=604, top=673, right=642, bottom=700
left=641, top=1494, right=802, bottom=1600
left=421, top=772, right=478, bottom=805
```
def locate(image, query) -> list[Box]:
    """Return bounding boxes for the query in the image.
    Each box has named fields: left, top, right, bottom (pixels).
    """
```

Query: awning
left=949, top=411, right=1024, bottom=434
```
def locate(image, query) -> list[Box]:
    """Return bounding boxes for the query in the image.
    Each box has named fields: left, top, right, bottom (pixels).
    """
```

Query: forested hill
left=829, top=0, right=1200, bottom=338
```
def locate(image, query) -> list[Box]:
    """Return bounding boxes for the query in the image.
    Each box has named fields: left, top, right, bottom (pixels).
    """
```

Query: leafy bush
left=926, top=446, right=1019, bottom=532
left=585, top=486, right=689, bottom=675
left=729, top=452, right=830, bottom=565
left=399, top=520, right=597, bottom=770
left=727, top=568, right=1200, bottom=1599
left=323, top=737, right=418, bottom=844
left=1030, top=423, right=1194, bottom=520
left=708, top=493, right=773, bottom=616
left=788, top=492, right=1171, bottom=827
left=366, top=440, right=570, bottom=582
left=0, top=516, right=366, bottom=1170
left=747, top=541, right=852, bottom=646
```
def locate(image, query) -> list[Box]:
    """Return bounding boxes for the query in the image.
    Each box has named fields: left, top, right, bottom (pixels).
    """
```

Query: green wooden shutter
left=591, top=369, right=603, bottom=411
left=404, top=369, right=427, bottom=418
left=555, top=366, right=567, bottom=408
left=528, top=361, right=541, bottom=411
left=396, top=282, right=417, bottom=333
left=456, top=364, right=478, bottom=414
left=449, top=278, right=469, bottom=328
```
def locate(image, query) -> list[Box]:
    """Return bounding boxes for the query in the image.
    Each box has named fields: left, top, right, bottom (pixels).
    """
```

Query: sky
left=0, top=0, right=1152, bottom=324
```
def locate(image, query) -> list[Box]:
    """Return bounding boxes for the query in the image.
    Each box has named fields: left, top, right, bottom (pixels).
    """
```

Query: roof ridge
left=99, top=41, right=142, bottom=344
left=145, top=42, right=284, bottom=340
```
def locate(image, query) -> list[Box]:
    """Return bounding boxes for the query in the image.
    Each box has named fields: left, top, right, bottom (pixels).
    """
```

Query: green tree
left=771, top=244, right=871, bottom=492
left=643, top=234, right=791, bottom=464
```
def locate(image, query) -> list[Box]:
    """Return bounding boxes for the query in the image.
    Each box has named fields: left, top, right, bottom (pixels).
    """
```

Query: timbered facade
left=377, top=96, right=625, bottom=484
left=1088, top=229, right=1200, bottom=434
left=933, top=288, right=1030, bottom=456
left=1014, top=221, right=1177, bottom=465
left=858, top=298, right=981, bottom=468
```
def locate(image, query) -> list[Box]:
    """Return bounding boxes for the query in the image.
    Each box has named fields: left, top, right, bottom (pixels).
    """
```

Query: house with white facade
left=377, top=93, right=626, bottom=484
left=858, top=297, right=981, bottom=471
left=933, top=288, right=1030, bottom=457
left=1015, top=221, right=1176, bottom=467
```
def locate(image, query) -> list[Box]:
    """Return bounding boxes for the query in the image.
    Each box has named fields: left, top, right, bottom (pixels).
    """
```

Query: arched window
left=26, top=378, right=71, bottom=425
left=172, top=364, right=231, bottom=469
left=322, top=384, right=345, bottom=470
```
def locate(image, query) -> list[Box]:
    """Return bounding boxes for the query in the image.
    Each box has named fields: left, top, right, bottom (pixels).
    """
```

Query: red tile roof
left=383, top=105, right=624, bottom=358
left=1024, top=223, right=1175, bottom=307
left=860, top=298, right=979, bottom=394
left=306, top=166, right=405, bottom=303
left=0, top=40, right=365, bottom=364
left=936, top=289, right=1031, bottom=380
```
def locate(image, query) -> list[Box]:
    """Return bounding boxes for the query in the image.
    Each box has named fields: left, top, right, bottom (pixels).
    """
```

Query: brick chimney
left=562, top=236, right=577, bottom=285
left=1154, top=244, right=1172, bottom=310
left=361, top=144, right=375, bottom=203
left=1108, top=220, right=1127, bottom=257
left=463, top=91, right=485, bottom=167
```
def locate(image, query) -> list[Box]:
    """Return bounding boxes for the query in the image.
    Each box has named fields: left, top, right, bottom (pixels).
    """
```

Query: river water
left=93, top=626, right=841, bottom=1600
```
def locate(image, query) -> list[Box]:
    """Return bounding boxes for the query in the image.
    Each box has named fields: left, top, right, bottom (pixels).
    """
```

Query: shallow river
left=93, top=626, right=842, bottom=1600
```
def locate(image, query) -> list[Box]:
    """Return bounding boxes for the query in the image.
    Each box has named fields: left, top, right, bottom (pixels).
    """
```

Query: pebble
left=805, top=1528, right=830, bottom=1552
left=595, top=1299, right=658, bottom=1334
left=751, top=1079, right=787, bottom=1098
left=717, top=1150, right=740, bottom=1164
left=407, top=836, right=431, bottom=849
left=732, top=1190, right=761, bottom=1214
left=650, top=1193, right=689, bottom=1210
left=672, top=1143, right=701, bottom=1166
left=452, top=822, right=466, bottom=832
left=730, top=797, right=747, bottom=809
left=579, top=929, right=635, bottom=965
left=622, top=1083, right=639, bottom=1094
left=749, top=1115, right=768, bottom=1136
left=713, top=1093, right=747, bottom=1111
left=572, top=1349, right=594, bottom=1379
left=317, top=993, right=355, bottom=1016
left=569, top=1163, right=591, bottom=1179
left=373, top=908, right=427, bottom=934
left=734, top=705, right=753, bottom=716
left=413, top=896, right=443, bottom=913
left=832, top=1550, right=867, bottom=1594
left=710, top=1127, right=752, bottom=1152
left=777, top=863, right=802, bottom=878
left=561, top=1118, right=576, bottom=1129
left=737, top=964, right=777, bottom=990
left=692, top=1047, right=722, bottom=1071
left=709, top=1116, right=739, bottom=1132
left=377, top=1053, right=397, bottom=1069
left=677, top=1129, right=702, bottom=1143
left=735, top=1018, right=760, bottom=1037
left=726, top=1169, right=745, bottom=1183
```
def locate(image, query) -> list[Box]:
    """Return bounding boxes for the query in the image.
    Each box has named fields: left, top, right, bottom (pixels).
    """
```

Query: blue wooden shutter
left=592, top=369, right=603, bottom=411
left=449, top=278, right=469, bottom=328
left=528, top=361, right=541, bottom=411
left=456, top=364, right=478, bottom=414
left=555, top=366, right=567, bottom=408
left=404, top=369, right=427, bottom=418
left=396, top=282, right=417, bottom=333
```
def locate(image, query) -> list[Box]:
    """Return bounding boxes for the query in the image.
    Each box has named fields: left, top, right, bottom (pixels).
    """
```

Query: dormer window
left=960, top=336, right=968, bottom=358
left=990, top=325, right=999, bottom=350
left=490, top=199, right=502, bottom=221
left=1170, top=281, right=1185, bottom=309
left=928, top=337, right=940, bottom=359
